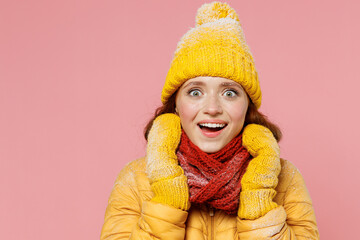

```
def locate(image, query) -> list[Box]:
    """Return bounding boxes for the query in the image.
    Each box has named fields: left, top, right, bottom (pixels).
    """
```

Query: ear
left=175, top=107, right=179, bottom=115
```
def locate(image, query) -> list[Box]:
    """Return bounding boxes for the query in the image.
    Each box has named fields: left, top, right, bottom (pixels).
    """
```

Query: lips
left=198, top=120, right=227, bottom=137
left=199, top=122, right=226, bottom=131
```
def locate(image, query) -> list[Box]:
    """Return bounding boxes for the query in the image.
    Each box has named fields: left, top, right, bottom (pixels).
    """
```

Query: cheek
left=178, top=104, right=198, bottom=127
left=226, top=101, right=248, bottom=126
left=176, top=98, right=200, bottom=123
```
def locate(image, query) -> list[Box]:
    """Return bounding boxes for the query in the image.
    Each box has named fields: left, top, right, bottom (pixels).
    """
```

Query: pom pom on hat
left=196, top=2, right=239, bottom=26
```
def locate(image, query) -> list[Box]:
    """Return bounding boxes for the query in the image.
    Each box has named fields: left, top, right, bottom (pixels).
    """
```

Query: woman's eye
left=188, top=89, right=202, bottom=97
left=223, top=90, right=237, bottom=97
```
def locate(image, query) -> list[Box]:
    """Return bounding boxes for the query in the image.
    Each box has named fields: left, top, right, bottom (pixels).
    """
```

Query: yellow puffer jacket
left=101, top=157, right=319, bottom=239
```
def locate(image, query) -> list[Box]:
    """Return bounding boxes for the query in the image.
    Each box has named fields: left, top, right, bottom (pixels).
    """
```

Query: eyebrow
left=221, top=82, right=245, bottom=91
left=220, top=82, right=242, bottom=87
left=183, top=81, right=205, bottom=88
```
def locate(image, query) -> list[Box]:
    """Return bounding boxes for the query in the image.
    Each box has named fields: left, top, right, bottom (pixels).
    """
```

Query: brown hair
left=144, top=93, right=282, bottom=142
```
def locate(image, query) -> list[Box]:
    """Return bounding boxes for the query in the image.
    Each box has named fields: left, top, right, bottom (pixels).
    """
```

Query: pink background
left=1, top=0, right=359, bottom=239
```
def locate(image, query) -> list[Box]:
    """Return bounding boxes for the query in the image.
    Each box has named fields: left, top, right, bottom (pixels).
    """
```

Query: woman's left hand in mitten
left=238, top=124, right=281, bottom=220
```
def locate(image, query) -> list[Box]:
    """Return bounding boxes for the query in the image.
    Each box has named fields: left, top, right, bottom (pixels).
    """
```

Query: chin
left=197, top=142, right=225, bottom=154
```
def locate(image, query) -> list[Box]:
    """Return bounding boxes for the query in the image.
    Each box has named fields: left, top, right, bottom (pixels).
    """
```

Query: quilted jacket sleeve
left=100, top=159, right=188, bottom=240
left=237, top=162, right=319, bottom=239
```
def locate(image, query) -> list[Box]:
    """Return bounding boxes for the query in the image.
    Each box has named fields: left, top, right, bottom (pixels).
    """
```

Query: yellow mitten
left=238, top=124, right=281, bottom=219
left=146, top=113, right=190, bottom=210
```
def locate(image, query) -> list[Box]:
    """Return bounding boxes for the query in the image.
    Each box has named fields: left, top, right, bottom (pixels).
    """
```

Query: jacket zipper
left=209, top=207, right=215, bottom=240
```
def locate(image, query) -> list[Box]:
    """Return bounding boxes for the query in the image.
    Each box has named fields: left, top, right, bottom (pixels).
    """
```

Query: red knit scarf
left=177, top=130, right=252, bottom=215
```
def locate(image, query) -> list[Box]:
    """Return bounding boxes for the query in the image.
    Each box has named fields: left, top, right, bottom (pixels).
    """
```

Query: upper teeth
left=199, top=123, right=226, bottom=128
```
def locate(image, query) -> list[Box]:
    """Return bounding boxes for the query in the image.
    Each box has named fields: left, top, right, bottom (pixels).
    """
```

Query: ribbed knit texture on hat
left=162, top=2, right=261, bottom=108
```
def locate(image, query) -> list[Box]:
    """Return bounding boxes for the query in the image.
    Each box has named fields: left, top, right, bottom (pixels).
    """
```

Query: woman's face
left=175, top=76, right=249, bottom=153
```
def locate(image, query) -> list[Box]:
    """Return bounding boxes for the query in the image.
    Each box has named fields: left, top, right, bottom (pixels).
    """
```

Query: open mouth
left=198, top=123, right=227, bottom=133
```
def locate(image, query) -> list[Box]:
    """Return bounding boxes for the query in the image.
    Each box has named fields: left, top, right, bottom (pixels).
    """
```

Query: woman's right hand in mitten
left=238, top=124, right=281, bottom=220
left=146, top=113, right=190, bottom=211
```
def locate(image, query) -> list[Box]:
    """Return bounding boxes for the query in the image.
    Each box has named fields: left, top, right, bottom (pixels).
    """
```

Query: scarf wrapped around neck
left=177, top=130, right=252, bottom=215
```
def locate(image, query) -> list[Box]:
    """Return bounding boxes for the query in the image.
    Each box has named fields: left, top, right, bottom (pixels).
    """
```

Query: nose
left=203, top=94, right=223, bottom=116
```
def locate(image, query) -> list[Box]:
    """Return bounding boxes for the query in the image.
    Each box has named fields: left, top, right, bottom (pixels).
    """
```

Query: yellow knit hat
left=161, top=2, right=262, bottom=108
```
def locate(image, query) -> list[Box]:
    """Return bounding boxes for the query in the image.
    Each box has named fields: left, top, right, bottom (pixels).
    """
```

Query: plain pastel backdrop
left=1, top=0, right=359, bottom=239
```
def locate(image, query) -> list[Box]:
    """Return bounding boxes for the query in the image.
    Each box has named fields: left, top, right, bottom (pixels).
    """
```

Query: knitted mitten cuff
left=238, top=189, right=278, bottom=220
left=151, top=174, right=190, bottom=211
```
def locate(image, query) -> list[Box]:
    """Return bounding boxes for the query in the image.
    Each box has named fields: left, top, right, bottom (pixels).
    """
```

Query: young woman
left=101, top=2, right=319, bottom=239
